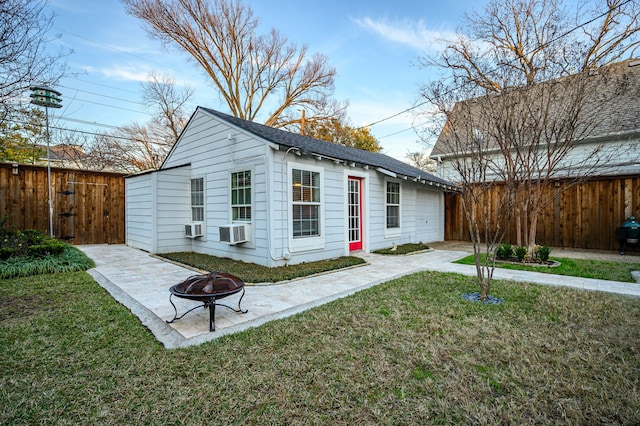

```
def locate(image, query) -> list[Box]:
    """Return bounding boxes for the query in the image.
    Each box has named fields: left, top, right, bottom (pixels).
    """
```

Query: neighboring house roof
left=431, top=58, right=640, bottom=158
left=195, top=107, right=456, bottom=190
left=44, top=144, right=86, bottom=162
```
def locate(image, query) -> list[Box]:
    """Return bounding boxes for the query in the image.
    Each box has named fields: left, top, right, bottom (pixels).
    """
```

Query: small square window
left=386, top=181, right=400, bottom=229
left=231, top=171, right=251, bottom=221
left=191, top=178, right=204, bottom=222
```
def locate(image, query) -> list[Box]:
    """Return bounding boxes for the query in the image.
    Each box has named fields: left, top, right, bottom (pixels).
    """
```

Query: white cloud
left=354, top=17, right=456, bottom=51
left=86, top=65, right=152, bottom=82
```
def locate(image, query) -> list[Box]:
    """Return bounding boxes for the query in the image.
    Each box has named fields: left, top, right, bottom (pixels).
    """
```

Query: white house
left=125, top=108, right=455, bottom=267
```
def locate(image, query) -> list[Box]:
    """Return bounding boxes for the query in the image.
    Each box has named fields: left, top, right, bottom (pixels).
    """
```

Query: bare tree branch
left=121, top=0, right=337, bottom=129
left=0, top=0, right=68, bottom=121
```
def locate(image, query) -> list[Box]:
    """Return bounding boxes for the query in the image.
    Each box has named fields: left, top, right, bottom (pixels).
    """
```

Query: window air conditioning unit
left=185, top=222, right=203, bottom=238
left=219, top=224, right=248, bottom=244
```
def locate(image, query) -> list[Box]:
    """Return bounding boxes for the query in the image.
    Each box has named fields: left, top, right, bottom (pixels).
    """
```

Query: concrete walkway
left=79, top=244, right=640, bottom=349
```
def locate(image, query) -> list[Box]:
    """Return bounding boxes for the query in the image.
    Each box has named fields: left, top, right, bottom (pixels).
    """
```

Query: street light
left=30, top=85, right=62, bottom=238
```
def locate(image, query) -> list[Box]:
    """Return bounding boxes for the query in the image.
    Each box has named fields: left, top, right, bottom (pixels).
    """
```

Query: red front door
left=348, top=177, right=363, bottom=251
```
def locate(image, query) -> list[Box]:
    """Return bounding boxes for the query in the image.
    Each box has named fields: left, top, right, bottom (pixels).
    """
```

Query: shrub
left=27, top=240, right=66, bottom=258
left=514, top=246, right=528, bottom=261
left=496, top=243, right=513, bottom=260
left=0, top=224, right=63, bottom=259
left=0, top=247, right=16, bottom=260
left=535, top=245, right=551, bottom=262
left=0, top=245, right=95, bottom=279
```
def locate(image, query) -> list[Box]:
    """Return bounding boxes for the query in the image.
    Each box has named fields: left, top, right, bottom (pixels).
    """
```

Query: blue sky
left=46, top=0, right=481, bottom=161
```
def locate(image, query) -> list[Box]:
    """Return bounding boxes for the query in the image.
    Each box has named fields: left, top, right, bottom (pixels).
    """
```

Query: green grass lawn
left=455, top=254, right=639, bottom=282
left=2, top=270, right=640, bottom=424
left=160, top=252, right=365, bottom=283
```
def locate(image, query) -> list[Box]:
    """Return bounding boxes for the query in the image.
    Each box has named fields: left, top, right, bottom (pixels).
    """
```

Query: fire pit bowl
left=166, top=272, right=248, bottom=331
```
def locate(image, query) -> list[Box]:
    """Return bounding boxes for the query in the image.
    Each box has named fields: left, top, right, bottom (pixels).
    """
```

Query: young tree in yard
left=420, top=0, right=640, bottom=272
left=426, top=83, right=517, bottom=301
left=121, top=0, right=339, bottom=130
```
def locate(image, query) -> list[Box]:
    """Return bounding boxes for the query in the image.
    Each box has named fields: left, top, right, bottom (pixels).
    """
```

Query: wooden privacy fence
left=0, top=162, right=126, bottom=245
left=444, top=175, right=640, bottom=251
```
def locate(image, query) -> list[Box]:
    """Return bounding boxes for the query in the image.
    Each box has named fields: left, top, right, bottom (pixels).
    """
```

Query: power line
left=61, top=96, right=150, bottom=115
left=58, top=84, right=147, bottom=107
left=56, top=116, right=121, bottom=130
left=5, top=118, right=171, bottom=146
left=70, top=76, right=141, bottom=96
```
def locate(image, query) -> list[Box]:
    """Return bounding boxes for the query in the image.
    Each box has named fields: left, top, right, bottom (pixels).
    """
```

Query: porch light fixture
left=30, top=85, right=62, bottom=238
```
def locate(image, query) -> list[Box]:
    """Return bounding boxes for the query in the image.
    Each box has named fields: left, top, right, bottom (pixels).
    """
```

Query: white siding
left=367, top=175, right=445, bottom=252
left=163, top=109, right=274, bottom=265
left=125, top=173, right=155, bottom=252
left=155, top=167, right=192, bottom=253
left=415, top=189, right=444, bottom=243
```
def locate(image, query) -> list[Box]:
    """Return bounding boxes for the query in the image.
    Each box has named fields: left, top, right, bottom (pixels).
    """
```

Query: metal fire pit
left=616, top=216, right=640, bottom=255
left=166, top=272, right=248, bottom=331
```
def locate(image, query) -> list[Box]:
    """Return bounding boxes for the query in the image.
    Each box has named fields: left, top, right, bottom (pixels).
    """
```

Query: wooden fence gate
left=0, top=162, right=126, bottom=244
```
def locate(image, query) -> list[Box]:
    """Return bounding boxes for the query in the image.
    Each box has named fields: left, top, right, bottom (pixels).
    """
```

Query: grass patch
left=0, top=245, right=95, bottom=279
left=455, top=254, right=639, bottom=282
left=159, top=252, right=365, bottom=282
left=373, top=242, right=430, bottom=255
left=2, top=271, right=640, bottom=424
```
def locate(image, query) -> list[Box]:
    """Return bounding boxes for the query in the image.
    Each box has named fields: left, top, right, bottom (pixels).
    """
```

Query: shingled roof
left=431, top=58, right=640, bottom=158
left=201, top=107, right=456, bottom=190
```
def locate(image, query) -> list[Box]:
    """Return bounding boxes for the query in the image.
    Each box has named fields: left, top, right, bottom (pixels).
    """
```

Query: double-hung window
left=386, top=181, right=400, bottom=229
left=231, top=171, right=251, bottom=221
left=292, top=168, right=320, bottom=237
left=191, top=178, right=204, bottom=222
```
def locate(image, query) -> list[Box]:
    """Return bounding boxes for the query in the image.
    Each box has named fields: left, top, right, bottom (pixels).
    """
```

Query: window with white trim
left=231, top=170, right=251, bottom=221
left=292, top=168, right=320, bottom=237
left=191, top=178, right=204, bottom=222
left=386, top=181, right=400, bottom=229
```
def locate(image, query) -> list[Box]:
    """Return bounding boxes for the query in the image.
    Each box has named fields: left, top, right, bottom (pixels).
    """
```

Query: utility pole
left=30, top=85, right=63, bottom=238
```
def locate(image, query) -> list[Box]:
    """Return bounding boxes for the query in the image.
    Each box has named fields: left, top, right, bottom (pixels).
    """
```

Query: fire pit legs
left=166, top=285, right=248, bottom=331
left=167, top=294, right=203, bottom=323
left=167, top=273, right=248, bottom=331
left=205, top=287, right=248, bottom=331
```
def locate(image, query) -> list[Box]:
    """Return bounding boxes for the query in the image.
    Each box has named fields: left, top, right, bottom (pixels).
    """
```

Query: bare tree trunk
left=515, top=196, right=522, bottom=247
left=527, top=213, right=539, bottom=256
left=465, top=195, right=490, bottom=301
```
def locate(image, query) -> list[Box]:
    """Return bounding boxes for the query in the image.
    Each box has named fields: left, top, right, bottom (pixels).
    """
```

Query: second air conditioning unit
left=219, top=223, right=248, bottom=244
left=185, top=222, right=203, bottom=238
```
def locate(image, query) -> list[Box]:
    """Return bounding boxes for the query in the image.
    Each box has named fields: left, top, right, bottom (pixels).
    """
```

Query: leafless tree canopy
left=406, top=150, right=436, bottom=173
left=0, top=0, right=67, bottom=118
left=63, top=73, right=194, bottom=173
left=421, top=0, right=639, bottom=91
left=141, top=71, right=194, bottom=141
left=121, top=0, right=338, bottom=129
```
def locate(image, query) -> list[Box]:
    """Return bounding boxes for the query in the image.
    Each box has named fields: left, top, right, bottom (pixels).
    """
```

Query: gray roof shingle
left=201, top=107, right=455, bottom=190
